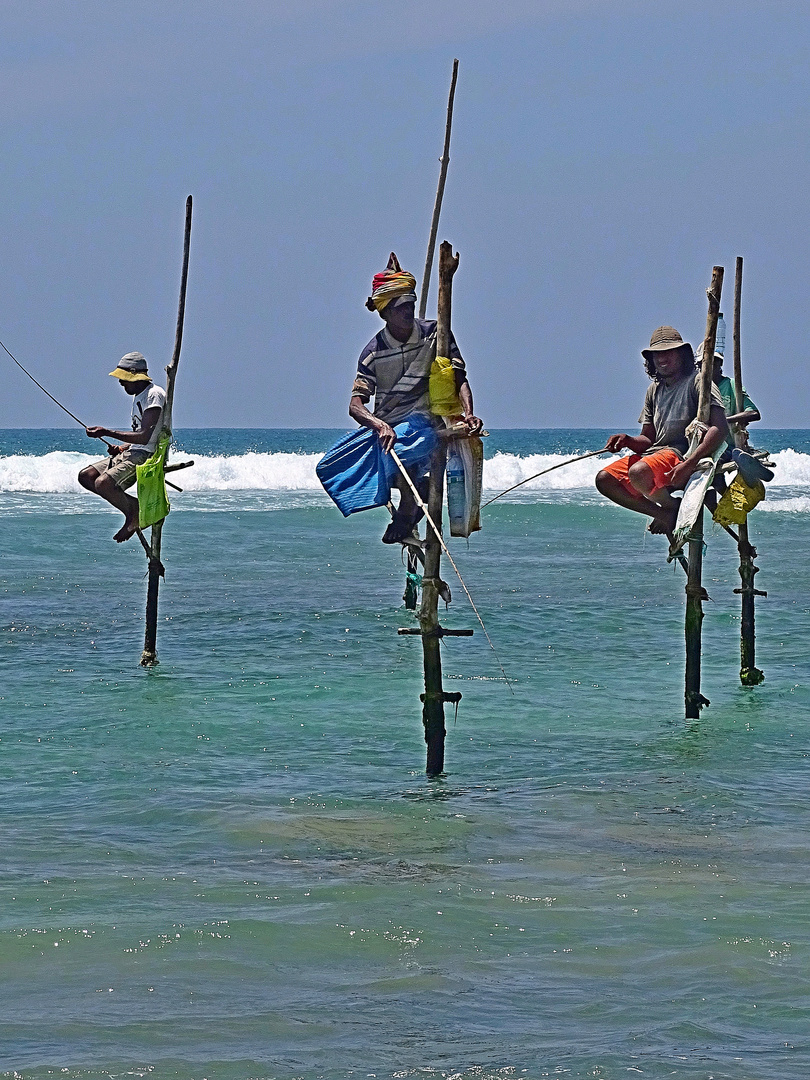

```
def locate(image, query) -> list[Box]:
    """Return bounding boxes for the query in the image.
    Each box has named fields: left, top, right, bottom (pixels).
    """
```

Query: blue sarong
left=316, top=416, right=438, bottom=517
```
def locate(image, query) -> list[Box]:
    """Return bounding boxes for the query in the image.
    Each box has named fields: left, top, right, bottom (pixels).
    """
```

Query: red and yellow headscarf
left=365, top=252, right=417, bottom=313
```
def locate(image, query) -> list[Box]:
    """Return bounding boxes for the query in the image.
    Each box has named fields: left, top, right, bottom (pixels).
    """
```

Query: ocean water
left=1, top=428, right=809, bottom=1080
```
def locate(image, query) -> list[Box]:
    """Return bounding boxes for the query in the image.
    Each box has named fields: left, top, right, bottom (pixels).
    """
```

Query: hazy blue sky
left=1, top=0, right=808, bottom=429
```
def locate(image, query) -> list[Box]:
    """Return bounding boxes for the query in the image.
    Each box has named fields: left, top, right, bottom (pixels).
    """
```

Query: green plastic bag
left=136, top=435, right=171, bottom=529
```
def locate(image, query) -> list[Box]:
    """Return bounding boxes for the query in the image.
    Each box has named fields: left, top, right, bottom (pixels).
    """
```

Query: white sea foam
left=0, top=447, right=808, bottom=505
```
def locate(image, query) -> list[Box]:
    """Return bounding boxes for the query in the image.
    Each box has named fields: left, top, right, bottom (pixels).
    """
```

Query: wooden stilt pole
left=419, top=60, right=459, bottom=321
left=402, top=59, right=460, bottom=610
left=140, top=195, right=193, bottom=667
left=685, top=265, right=723, bottom=718
left=419, top=241, right=459, bottom=774
left=731, top=256, right=765, bottom=686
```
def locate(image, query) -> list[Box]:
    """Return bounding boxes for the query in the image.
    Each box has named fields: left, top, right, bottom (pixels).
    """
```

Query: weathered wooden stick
left=732, top=256, right=764, bottom=686
left=419, top=60, right=459, bottom=321
left=141, top=195, right=192, bottom=667
left=419, top=240, right=459, bottom=773
left=421, top=444, right=448, bottom=776
left=685, top=265, right=723, bottom=718
left=406, top=60, right=459, bottom=609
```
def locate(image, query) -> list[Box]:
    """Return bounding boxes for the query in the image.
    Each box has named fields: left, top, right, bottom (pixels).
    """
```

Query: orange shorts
left=601, top=448, right=681, bottom=497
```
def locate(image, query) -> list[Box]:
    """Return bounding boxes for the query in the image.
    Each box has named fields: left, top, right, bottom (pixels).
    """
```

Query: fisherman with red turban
left=349, top=253, right=483, bottom=542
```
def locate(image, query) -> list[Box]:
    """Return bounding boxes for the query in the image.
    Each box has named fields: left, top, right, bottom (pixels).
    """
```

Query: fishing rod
left=389, top=447, right=513, bottom=693
left=481, top=446, right=611, bottom=508
left=1, top=336, right=100, bottom=433
left=0, top=335, right=184, bottom=491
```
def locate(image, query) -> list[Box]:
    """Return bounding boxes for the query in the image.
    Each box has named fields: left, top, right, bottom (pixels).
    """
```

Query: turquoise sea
left=1, top=428, right=809, bottom=1080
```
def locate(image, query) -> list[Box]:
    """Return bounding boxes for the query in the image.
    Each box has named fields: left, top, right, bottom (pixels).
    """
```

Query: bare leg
left=627, top=460, right=680, bottom=534
left=78, top=465, right=101, bottom=492
left=596, top=467, right=678, bottom=535
left=94, top=473, right=140, bottom=542
left=382, top=472, right=426, bottom=544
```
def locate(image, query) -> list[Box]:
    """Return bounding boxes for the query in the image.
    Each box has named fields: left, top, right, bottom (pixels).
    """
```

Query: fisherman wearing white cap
left=78, top=352, right=167, bottom=543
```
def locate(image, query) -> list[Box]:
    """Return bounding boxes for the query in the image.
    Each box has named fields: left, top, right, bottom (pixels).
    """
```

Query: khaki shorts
left=90, top=447, right=150, bottom=491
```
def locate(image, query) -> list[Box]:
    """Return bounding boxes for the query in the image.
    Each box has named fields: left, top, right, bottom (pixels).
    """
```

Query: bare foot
left=648, top=509, right=677, bottom=535
left=113, top=517, right=139, bottom=543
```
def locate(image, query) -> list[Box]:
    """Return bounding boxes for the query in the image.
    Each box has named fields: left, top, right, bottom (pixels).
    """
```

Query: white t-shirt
left=130, top=382, right=167, bottom=455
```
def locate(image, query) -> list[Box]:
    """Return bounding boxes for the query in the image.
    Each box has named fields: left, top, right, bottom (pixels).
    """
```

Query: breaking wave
left=0, top=447, right=808, bottom=509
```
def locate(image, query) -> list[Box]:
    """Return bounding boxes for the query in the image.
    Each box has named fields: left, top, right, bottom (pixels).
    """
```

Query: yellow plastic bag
left=429, top=355, right=462, bottom=417
left=713, top=474, right=765, bottom=527
left=136, top=435, right=171, bottom=529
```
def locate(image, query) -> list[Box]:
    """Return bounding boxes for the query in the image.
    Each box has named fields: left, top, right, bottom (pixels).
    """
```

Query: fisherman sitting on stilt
left=347, top=253, right=482, bottom=543
left=78, top=352, right=167, bottom=543
left=595, top=326, right=728, bottom=534
left=695, top=344, right=765, bottom=512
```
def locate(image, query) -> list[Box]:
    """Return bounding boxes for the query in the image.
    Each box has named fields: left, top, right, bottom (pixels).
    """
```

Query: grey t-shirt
left=638, top=373, right=724, bottom=457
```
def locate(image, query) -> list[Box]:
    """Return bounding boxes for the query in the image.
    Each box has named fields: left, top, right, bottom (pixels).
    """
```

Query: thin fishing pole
left=390, top=448, right=513, bottom=693
left=481, top=446, right=611, bottom=508
left=0, top=336, right=91, bottom=429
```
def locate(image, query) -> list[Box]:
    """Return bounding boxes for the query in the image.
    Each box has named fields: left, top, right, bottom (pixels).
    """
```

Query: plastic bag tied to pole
left=429, top=355, right=462, bottom=417
left=136, top=435, right=171, bottom=529
left=713, top=474, right=765, bottom=527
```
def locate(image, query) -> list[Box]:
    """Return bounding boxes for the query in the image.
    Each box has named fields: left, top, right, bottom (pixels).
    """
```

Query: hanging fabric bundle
left=136, top=434, right=172, bottom=529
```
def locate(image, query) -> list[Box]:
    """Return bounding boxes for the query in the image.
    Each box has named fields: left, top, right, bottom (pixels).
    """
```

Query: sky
left=1, top=0, right=808, bottom=429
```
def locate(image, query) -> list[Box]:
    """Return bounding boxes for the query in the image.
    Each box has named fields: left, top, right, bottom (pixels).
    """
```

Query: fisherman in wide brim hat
left=78, top=352, right=168, bottom=543
left=594, top=325, right=729, bottom=536
left=347, top=253, right=483, bottom=543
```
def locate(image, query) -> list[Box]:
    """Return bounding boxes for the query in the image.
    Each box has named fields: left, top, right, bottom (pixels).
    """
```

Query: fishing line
left=390, top=448, right=513, bottom=693
left=481, top=446, right=611, bottom=508
left=0, top=335, right=116, bottom=449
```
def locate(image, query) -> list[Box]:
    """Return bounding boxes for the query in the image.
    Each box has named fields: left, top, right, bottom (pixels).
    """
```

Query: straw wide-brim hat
left=642, top=326, right=693, bottom=361
left=109, top=351, right=151, bottom=382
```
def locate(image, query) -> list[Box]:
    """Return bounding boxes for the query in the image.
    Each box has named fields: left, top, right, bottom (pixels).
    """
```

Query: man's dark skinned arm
left=456, top=376, right=483, bottom=434
left=726, top=407, right=761, bottom=426
left=668, top=404, right=729, bottom=489
left=86, top=406, right=161, bottom=447
left=350, top=395, right=396, bottom=453
left=605, top=423, right=656, bottom=455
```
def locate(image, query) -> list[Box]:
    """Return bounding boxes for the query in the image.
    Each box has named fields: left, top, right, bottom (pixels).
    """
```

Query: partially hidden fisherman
left=595, top=326, right=729, bottom=535
left=79, top=352, right=167, bottom=543
left=694, top=343, right=772, bottom=521
left=696, top=345, right=763, bottom=513
left=317, top=253, right=483, bottom=542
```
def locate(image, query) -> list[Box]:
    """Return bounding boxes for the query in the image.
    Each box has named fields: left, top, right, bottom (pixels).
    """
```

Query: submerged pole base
left=140, top=648, right=159, bottom=667
left=685, top=690, right=710, bottom=718
left=740, top=666, right=764, bottom=687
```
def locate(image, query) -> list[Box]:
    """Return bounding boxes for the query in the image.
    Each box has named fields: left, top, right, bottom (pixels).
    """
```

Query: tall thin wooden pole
left=403, top=60, right=460, bottom=609
left=420, top=241, right=458, bottom=774
left=685, top=265, right=723, bottom=718
left=732, top=256, right=765, bottom=686
left=419, top=60, right=459, bottom=320
left=141, top=195, right=193, bottom=667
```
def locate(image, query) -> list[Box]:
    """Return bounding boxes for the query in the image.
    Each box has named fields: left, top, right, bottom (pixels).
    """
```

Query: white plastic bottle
left=715, top=313, right=726, bottom=357
left=446, top=447, right=466, bottom=534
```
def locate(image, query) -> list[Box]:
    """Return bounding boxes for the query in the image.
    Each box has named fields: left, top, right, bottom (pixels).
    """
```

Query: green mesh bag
left=136, top=435, right=171, bottom=529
